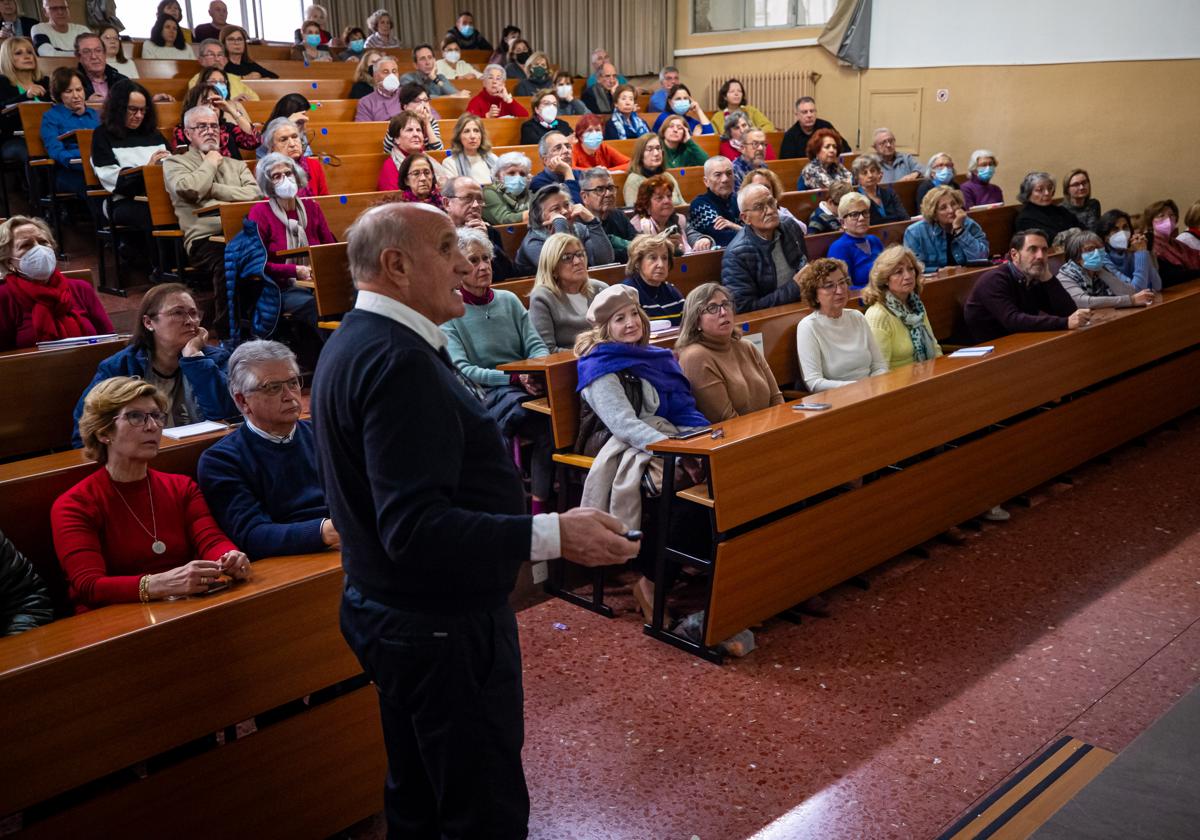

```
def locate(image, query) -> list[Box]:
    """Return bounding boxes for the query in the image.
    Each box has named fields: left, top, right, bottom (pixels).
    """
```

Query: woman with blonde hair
left=902, top=185, right=989, bottom=270
left=52, top=376, right=251, bottom=612
left=862, top=245, right=942, bottom=369
left=528, top=231, right=607, bottom=353
left=0, top=36, right=48, bottom=165
left=349, top=50, right=384, bottom=99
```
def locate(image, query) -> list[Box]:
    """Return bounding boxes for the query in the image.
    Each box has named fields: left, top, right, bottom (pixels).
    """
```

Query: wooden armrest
left=293, top=279, right=315, bottom=289
left=59, top=131, right=77, bottom=141
left=677, top=484, right=713, bottom=508
left=275, top=247, right=310, bottom=257
left=152, top=229, right=182, bottom=238
left=29, top=159, right=54, bottom=167
left=196, top=204, right=223, bottom=216
left=523, top=397, right=551, bottom=415
left=86, top=189, right=111, bottom=198
left=551, top=452, right=593, bottom=470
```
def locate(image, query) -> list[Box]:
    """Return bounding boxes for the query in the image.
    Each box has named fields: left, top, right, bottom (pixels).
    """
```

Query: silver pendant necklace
left=111, top=474, right=166, bottom=554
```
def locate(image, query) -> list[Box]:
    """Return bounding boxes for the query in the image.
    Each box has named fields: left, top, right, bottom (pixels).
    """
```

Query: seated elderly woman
left=719, top=110, right=776, bottom=163
left=528, top=232, right=608, bottom=353
left=711, top=78, right=776, bottom=134
left=514, top=50, right=552, bottom=97
left=604, top=84, right=651, bottom=141
left=902, top=185, right=990, bottom=271
left=378, top=112, right=452, bottom=191
left=1013, top=171, right=1079, bottom=242
left=914, top=151, right=958, bottom=209
left=40, top=68, right=98, bottom=199
left=676, top=282, right=784, bottom=422
left=806, top=180, right=854, bottom=234
left=1096, top=209, right=1161, bottom=292
left=395, top=153, right=445, bottom=209
left=1142, top=199, right=1200, bottom=286
left=72, top=284, right=237, bottom=446
left=659, top=113, right=710, bottom=169
left=441, top=227, right=554, bottom=511
left=467, top=64, right=530, bottom=118
left=1178, top=200, right=1200, bottom=251
left=1062, top=168, right=1101, bottom=230
left=197, top=340, right=339, bottom=559
left=826, top=193, right=884, bottom=289
left=573, top=113, right=631, bottom=171
left=629, top=175, right=714, bottom=255
left=800, top=129, right=852, bottom=190
left=256, top=94, right=316, bottom=159
left=247, top=152, right=334, bottom=336
left=623, top=132, right=683, bottom=207
left=364, top=8, right=398, bottom=48
left=0, top=216, right=112, bottom=350
left=651, top=84, right=714, bottom=136
left=520, top=88, right=571, bottom=146
left=482, top=151, right=532, bottom=223
left=795, top=257, right=888, bottom=392
left=574, top=285, right=709, bottom=620
left=514, top=183, right=615, bottom=276
left=259, top=117, right=327, bottom=196
left=852, top=154, right=906, bottom=224
left=621, top=231, right=685, bottom=325
left=862, top=245, right=942, bottom=369
left=53, top=376, right=251, bottom=612
left=1055, top=228, right=1155, bottom=310
left=447, top=113, right=498, bottom=183
left=961, top=149, right=1002, bottom=209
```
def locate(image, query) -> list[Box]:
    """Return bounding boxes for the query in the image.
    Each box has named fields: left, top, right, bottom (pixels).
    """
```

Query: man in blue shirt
left=528, top=131, right=582, bottom=203
left=648, top=65, right=679, bottom=113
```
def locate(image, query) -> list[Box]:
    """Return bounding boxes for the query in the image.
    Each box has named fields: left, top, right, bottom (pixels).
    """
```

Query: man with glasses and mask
left=187, top=39, right=259, bottom=101
left=443, top=175, right=514, bottom=280
left=163, top=105, right=260, bottom=321
left=578, top=167, right=637, bottom=263
left=199, top=340, right=341, bottom=560
left=721, top=182, right=809, bottom=313
left=32, top=0, right=87, bottom=56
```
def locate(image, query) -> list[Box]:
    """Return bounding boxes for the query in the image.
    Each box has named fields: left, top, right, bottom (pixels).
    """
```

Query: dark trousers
left=340, top=583, right=529, bottom=840
left=187, top=237, right=227, bottom=332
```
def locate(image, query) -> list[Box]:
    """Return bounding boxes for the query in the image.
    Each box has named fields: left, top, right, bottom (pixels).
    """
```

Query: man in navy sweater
left=313, top=203, right=636, bottom=838
left=198, top=340, right=339, bottom=559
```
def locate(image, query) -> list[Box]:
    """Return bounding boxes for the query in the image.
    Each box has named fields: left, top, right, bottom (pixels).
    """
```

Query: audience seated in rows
left=1145, top=199, right=1200, bottom=285
left=721, top=183, right=809, bottom=313
left=1013, top=171, right=1079, bottom=241
left=467, top=64, right=529, bottom=119
left=710, top=78, right=775, bottom=134
left=605, top=83, right=652, bottom=141
left=0, top=528, right=52, bottom=636
left=528, top=232, right=607, bottom=353
left=572, top=113, right=630, bottom=171
left=514, top=183, right=613, bottom=276
left=781, top=96, right=848, bottom=160
left=55, top=376, right=250, bottom=612
left=651, top=84, right=713, bottom=137
left=853, top=155, right=907, bottom=224
left=41, top=67, right=96, bottom=199
left=914, top=151, right=956, bottom=209
left=173, top=67, right=260, bottom=157
left=624, top=132, right=683, bottom=207
left=530, top=131, right=583, bottom=203
left=197, top=340, right=339, bottom=559
left=870, top=127, right=923, bottom=183
left=630, top=174, right=713, bottom=254
left=482, top=151, right=532, bottom=224
left=444, top=175, right=515, bottom=280
left=826, top=192, right=883, bottom=289
left=579, top=167, right=637, bottom=263
left=690, top=156, right=741, bottom=248
left=447, top=113, right=498, bottom=182
left=1096, top=210, right=1161, bottom=292
left=801, top=129, right=851, bottom=190
left=795, top=257, right=887, bottom=393
left=621, top=231, right=685, bottom=325
left=0, top=215, right=112, bottom=351
left=1055, top=228, right=1155, bottom=311
left=902, top=186, right=989, bottom=271
left=961, top=149, right=1002, bottom=209
left=521, top=89, right=571, bottom=146
left=189, top=39, right=259, bottom=101
left=72, top=284, right=238, bottom=445
left=441, top=227, right=553, bottom=510
left=862, top=245, right=943, bottom=369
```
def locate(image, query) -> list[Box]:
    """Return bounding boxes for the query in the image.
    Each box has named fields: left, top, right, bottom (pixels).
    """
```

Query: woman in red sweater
left=465, top=64, right=529, bottom=119
left=571, top=113, right=630, bottom=172
left=52, top=376, right=251, bottom=612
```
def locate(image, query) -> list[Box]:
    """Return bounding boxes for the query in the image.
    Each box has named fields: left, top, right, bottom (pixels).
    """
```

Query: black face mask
left=512, top=51, right=530, bottom=65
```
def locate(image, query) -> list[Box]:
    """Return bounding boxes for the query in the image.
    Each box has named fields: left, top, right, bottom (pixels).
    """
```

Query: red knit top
left=466, top=90, right=529, bottom=119
left=52, top=468, right=238, bottom=612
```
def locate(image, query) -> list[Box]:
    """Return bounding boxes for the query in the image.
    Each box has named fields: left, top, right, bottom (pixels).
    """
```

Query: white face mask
left=556, top=84, right=572, bottom=99
left=273, top=176, right=298, bottom=199
left=444, top=50, right=460, bottom=63
left=1107, top=229, right=1130, bottom=250
left=18, top=243, right=56, bottom=281
left=380, top=72, right=400, bottom=92
left=538, top=104, right=558, bottom=124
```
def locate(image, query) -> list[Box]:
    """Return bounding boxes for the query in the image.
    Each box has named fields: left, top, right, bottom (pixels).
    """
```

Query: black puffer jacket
left=0, top=529, right=53, bottom=636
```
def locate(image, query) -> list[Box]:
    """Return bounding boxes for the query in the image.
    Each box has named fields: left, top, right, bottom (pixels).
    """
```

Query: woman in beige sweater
left=675, top=282, right=783, bottom=422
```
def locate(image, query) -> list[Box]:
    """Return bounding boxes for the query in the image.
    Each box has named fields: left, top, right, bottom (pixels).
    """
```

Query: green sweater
left=441, top=289, right=548, bottom=387
left=663, top=139, right=709, bottom=169
left=482, top=184, right=530, bottom=225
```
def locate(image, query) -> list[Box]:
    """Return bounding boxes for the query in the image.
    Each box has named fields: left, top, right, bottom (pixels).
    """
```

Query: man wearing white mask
left=354, top=56, right=405, bottom=122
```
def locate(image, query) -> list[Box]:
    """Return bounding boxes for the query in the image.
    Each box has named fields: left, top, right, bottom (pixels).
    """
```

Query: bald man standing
left=313, top=203, right=637, bottom=838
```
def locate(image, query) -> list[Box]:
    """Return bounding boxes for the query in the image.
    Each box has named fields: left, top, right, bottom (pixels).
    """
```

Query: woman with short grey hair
left=482, top=151, right=532, bottom=224
left=1014, top=170, right=1079, bottom=240
left=1056, top=229, right=1155, bottom=310
left=258, top=117, right=327, bottom=196
left=961, top=148, right=1002, bottom=208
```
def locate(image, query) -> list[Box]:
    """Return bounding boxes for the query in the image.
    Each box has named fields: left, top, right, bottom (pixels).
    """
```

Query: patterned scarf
left=883, top=290, right=936, bottom=362
left=1057, top=259, right=1114, bottom=298
left=401, top=186, right=445, bottom=210
left=4, top=271, right=89, bottom=342
left=608, top=109, right=649, bottom=140
left=267, top=197, right=309, bottom=265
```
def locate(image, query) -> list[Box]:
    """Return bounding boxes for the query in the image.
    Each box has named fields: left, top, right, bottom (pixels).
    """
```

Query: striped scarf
left=608, top=109, right=649, bottom=140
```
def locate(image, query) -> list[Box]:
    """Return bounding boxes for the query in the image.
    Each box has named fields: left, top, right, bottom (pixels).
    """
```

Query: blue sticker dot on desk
left=445, top=150, right=453, bottom=157
left=506, top=226, right=514, bottom=233
left=323, top=156, right=330, bottom=163
left=679, top=169, right=686, bottom=176
left=741, top=322, right=749, bottom=332
left=680, top=264, right=688, bottom=273
left=311, top=83, right=318, bottom=89
left=339, top=195, right=348, bottom=204
left=321, top=127, right=328, bottom=135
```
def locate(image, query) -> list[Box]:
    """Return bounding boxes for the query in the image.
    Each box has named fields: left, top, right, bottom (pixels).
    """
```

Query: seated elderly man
left=578, top=167, right=638, bottom=263
left=732, top=128, right=769, bottom=193
left=197, top=340, right=339, bottom=559
left=529, top=131, right=584, bottom=203
left=721, top=182, right=809, bottom=312
left=75, top=32, right=125, bottom=107
left=163, top=105, right=260, bottom=312
left=870, top=127, right=923, bottom=183
left=690, top=156, right=741, bottom=247
left=443, top=175, right=515, bottom=281
left=188, top=39, right=259, bottom=100
left=582, top=61, right=621, bottom=115
left=399, top=43, right=468, bottom=98
left=354, top=56, right=404, bottom=122
left=963, top=229, right=1090, bottom=343
left=780, top=96, right=849, bottom=160
left=648, top=66, right=680, bottom=112
left=585, top=47, right=627, bottom=87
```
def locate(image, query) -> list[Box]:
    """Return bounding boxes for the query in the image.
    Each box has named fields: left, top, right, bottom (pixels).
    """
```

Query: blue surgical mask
left=459, top=24, right=474, bottom=37
left=503, top=174, right=528, bottom=194
left=305, top=33, right=321, bottom=47
left=348, top=39, right=365, bottom=53
left=933, top=166, right=953, bottom=185
left=976, top=165, right=995, bottom=183
left=582, top=130, right=603, bottom=151
left=213, top=81, right=229, bottom=99
left=1081, top=249, right=1106, bottom=271
left=671, top=98, right=691, bottom=115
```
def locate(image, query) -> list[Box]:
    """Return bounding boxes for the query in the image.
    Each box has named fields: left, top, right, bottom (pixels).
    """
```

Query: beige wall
left=672, top=5, right=1200, bottom=219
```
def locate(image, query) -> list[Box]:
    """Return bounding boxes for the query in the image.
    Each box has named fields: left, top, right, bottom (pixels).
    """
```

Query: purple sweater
left=248, top=200, right=336, bottom=284
left=355, top=90, right=403, bottom=123
left=961, top=175, right=1004, bottom=209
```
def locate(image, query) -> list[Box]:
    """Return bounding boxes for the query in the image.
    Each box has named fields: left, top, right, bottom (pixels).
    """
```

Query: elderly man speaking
left=313, top=202, right=637, bottom=838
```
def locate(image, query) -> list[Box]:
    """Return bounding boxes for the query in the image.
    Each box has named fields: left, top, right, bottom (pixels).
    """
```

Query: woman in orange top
left=571, top=113, right=630, bottom=172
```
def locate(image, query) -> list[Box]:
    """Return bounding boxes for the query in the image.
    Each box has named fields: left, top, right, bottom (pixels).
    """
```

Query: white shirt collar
left=355, top=290, right=447, bottom=351
left=245, top=418, right=296, bottom=444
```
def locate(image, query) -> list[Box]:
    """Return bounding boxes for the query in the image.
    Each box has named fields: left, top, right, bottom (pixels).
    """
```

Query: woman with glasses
left=72, top=284, right=238, bottom=446
left=629, top=175, right=713, bottom=255
left=54, top=375, right=250, bottom=612
left=621, top=231, right=685, bottom=326
left=826, top=193, right=884, bottom=289
left=623, top=132, right=683, bottom=208
left=676, top=282, right=783, bottom=422
left=528, top=232, right=609, bottom=353
left=795, top=257, right=887, bottom=393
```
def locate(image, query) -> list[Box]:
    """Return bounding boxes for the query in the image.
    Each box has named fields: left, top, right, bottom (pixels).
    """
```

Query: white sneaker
left=984, top=505, right=1011, bottom=522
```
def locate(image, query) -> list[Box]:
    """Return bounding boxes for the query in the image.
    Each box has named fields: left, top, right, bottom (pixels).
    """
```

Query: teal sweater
left=441, top=289, right=548, bottom=387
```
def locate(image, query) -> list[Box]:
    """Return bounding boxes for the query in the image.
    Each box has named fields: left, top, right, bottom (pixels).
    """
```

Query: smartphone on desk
left=668, top=427, right=712, bottom=439
left=793, top=402, right=831, bottom=411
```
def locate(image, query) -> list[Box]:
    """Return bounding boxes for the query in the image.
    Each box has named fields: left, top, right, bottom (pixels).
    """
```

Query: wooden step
left=551, top=452, right=593, bottom=470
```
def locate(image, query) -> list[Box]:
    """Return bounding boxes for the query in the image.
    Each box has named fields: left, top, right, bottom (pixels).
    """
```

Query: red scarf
left=400, top=187, right=445, bottom=210
left=4, top=270, right=90, bottom=342
left=461, top=286, right=494, bottom=305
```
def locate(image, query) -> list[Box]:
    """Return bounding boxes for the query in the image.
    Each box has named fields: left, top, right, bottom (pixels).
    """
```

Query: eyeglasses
left=414, top=96, right=430, bottom=103
left=744, top=140, right=766, bottom=148
left=189, top=122, right=220, bottom=133
left=117, top=409, right=167, bottom=428
left=201, top=51, right=224, bottom=60
left=841, top=210, right=869, bottom=221
left=558, top=251, right=587, bottom=263
left=451, top=194, right=483, bottom=205
left=252, top=376, right=302, bottom=397
left=126, top=106, right=146, bottom=115
left=78, top=48, right=104, bottom=57
left=818, top=279, right=851, bottom=291
left=583, top=185, right=617, bottom=194
left=701, top=301, right=732, bottom=315
left=745, top=197, right=778, bottom=213
left=159, top=306, right=202, bottom=321
left=408, top=169, right=433, bottom=180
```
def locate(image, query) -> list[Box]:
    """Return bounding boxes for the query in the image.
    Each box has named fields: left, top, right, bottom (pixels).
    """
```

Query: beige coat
left=162, top=146, right=260, bottom=252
